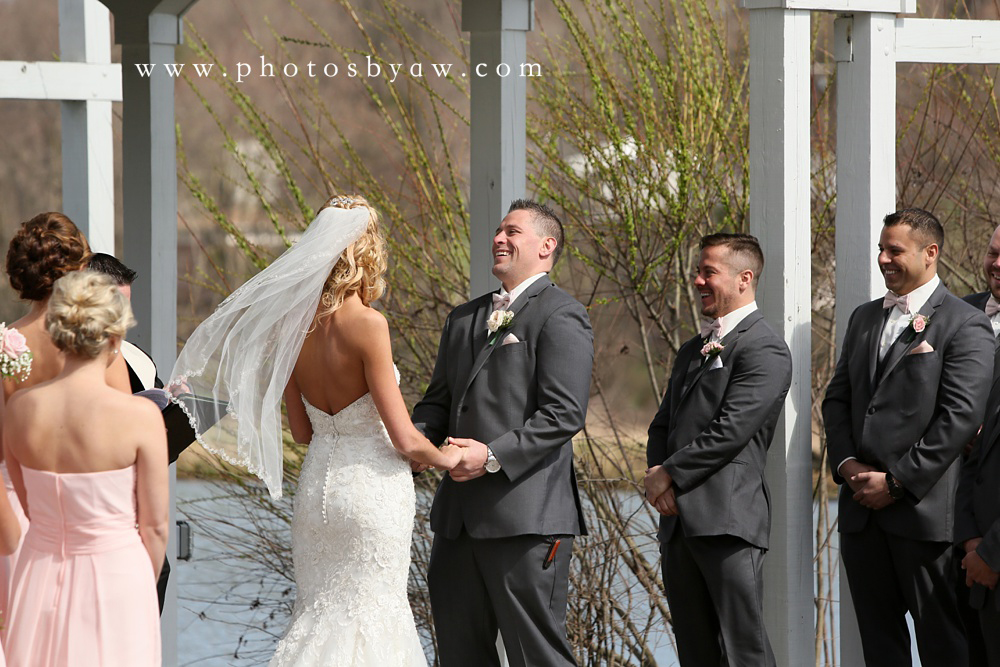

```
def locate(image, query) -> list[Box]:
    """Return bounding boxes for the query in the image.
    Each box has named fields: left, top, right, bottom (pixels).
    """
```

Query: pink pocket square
left=501, top=333, right=520, bottom=346
left=908, top=341, right=934, bottom=355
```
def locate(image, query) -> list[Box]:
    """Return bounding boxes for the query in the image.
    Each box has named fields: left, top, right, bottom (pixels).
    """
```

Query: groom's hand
left=446, top=437, right=489, bottom=482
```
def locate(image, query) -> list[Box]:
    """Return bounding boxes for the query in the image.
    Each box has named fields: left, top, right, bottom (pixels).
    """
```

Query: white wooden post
left=98, top=5, right=194, bottom=665
left=747, top=8, right=814, bottom=666
left=462, top=0, right=532, bottom=299
left=833, top=12, right=898, bottom=666
left=58, top=0, right=115, bottom=254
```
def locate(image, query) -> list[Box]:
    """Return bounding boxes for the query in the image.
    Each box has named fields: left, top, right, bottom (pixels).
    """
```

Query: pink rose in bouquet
left=0, top=324, right=32, bottom=382
left=2, top=328, right=28, bottom=359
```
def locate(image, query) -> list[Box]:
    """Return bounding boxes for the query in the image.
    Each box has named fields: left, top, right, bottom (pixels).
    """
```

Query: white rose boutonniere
left=487, top=310, right=515, bottom=345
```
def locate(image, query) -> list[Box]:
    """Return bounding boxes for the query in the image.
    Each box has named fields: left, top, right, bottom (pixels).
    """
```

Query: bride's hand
left=437, top=444, right=465, bottom=471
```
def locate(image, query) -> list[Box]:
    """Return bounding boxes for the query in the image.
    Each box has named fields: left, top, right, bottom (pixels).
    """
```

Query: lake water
left=176, top=479, right=923, bottom=666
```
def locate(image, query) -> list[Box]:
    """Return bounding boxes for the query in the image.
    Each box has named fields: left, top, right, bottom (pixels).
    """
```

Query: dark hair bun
left=7, top=212, right=91, bottom=301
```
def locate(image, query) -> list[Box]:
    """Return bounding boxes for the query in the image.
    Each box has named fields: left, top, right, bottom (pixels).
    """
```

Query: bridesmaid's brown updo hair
left=6, top=212, right=91, bottom=302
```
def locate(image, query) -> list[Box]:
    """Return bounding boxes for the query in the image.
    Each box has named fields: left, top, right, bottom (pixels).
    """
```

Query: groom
left=412, top=199, right=593, bottom=667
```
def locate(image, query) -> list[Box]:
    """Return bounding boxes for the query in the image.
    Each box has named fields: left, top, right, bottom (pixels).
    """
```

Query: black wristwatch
left=885, top=472, right=905, bottom=500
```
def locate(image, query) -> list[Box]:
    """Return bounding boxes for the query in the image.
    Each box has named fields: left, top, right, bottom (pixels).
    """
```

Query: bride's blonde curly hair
left=315, top=195, right=387, bottom=322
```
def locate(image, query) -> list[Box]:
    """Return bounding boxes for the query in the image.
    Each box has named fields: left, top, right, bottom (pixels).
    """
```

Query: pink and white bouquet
left=0, top=324, right=32, bottom=382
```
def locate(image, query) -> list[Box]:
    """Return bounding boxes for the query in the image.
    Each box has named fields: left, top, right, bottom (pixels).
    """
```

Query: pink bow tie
left=883, top=291, right=910, bottom=314
left=987, top=296, right=1000, bottom=318
left=493, top=293, right=511, bottom=312
left=700, top=318, right=723, bottom=339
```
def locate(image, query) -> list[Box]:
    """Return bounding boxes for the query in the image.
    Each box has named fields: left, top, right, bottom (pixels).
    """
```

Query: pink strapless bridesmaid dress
left=0, top=461, right=29, bottom=640
left=2, top=466, right=160, bottom=667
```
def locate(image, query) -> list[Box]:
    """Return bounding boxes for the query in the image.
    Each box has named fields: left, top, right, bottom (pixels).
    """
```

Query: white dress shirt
left=986, top=295, right=1000, bottom=337
left=488, top=272, right=549, bottom=329
left=878, top=274, right=940, bottom=361
left=705, top=301, right=758, bottom=342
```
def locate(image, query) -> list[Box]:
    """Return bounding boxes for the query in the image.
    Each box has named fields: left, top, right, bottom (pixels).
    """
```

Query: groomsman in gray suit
left=412, top=200, right=593, bottom=667
left=823, top=208, right=994, bottom=667
left=955, top=223, right=1000, bottom=666
left=644, top=233, right=792, bottom=667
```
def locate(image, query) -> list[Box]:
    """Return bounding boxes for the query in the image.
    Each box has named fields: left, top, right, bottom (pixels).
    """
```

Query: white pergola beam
left=743, top=0, right=915, bottom=14
left=59, top=0, right=117, bottom=254
left=462, top=0, right=533, bottom=299
left=748, top=9, right=815, bottom=666
left=895, top=18, right=1000, bottom=63
left=0, top=62, right=121, bottom=101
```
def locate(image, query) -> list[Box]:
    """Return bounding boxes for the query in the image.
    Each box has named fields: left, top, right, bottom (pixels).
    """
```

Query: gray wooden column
left=59, top=0, right=115, bottom=253
left=462, top=0, right=532, bottom=299
left=98, top=4, right=195, bottom=665
left=747, top=8, right=814, bottom=666
left=833, top=13, right=897, bottom=666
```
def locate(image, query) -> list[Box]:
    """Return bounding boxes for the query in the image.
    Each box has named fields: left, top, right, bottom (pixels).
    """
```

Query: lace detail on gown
left=269, top=371, right=427, bottom=667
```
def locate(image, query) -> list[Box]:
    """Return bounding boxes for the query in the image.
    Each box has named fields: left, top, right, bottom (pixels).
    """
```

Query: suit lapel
left=876, top=282, right=947, bottom=386
left=868, top=306, right=889, bottom=392
left=980, top=372, right=1000, bottom=457
left=669, top=340, right=700, bottom=415
left=457, top=278, right=552, bottom=401
left=675, top=310, right=762, bottom=408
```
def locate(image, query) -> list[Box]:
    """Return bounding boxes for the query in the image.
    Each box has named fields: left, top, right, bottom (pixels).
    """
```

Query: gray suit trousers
left=841, top=520, right=968, bottom=667
left=661, top=527, right=775, bottom=667
left=428, top=530, right=577, bottom=667
left=979, top=590, right=1000, bottom=667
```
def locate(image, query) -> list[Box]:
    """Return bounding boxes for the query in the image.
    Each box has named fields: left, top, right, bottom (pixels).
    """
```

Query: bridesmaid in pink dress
left=0, top=213, right=132, bottom=623
left=2, top=270, right=168, bottom=667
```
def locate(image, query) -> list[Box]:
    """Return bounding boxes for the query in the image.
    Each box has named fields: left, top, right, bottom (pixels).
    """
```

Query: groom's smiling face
left=492, top=210, right=556, bottom=291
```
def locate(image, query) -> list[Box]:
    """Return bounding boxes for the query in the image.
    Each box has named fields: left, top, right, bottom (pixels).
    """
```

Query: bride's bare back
left=292, top=295, right=374, bottom=416
left=283, top=293, right=460, bottom=470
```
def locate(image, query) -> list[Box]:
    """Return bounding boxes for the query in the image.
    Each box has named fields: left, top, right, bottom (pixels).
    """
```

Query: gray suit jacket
left=823, top=282, right=994, bottom=542
left=956, top=291, right=1000, bottom=608
left=963, top=290, right=1000, bottom=369
left=646, top=310, right=792, bottom=550
left=412, top=278, right=593, bottom=540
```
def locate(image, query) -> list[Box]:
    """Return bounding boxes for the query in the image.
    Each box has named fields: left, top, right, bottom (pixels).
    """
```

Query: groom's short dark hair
left=87, top=252, right=137, bottom=286
left=508, top=199, right=564, bottom=266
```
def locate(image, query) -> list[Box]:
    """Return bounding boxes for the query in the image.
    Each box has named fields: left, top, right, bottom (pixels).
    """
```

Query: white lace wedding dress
left=269, top=383, right=427, bottom=666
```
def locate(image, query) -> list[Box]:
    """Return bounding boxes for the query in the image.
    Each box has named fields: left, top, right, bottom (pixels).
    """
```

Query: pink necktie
left=492, top=293, right=511, bottom=312
left=883, top=291, right=910, bottom=314
left=987, top=296, right=1000, bottom=317
left=700, top=318, right=724, bottom=339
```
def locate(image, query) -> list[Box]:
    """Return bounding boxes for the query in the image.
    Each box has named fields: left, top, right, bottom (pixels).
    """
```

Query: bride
left=168, top=195, right=462, bottom=666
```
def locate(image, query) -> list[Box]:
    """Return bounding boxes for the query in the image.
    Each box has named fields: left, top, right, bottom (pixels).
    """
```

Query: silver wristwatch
left=484, top=446, right=501, bottom=473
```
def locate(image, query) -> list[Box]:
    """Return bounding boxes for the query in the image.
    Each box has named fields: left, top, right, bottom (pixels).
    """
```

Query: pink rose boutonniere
left=0, top=324, right=32, bottom=382
left=700, top=341, right=724, bottom=359
left=910, top=314, right=929, bottom=333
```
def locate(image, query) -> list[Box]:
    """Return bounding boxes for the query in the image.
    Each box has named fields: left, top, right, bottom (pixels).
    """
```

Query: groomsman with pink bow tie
left=823, top=208, right=995, bottom=667
left=644, top=233, right=791, bottom=666
left=955, top=223, right=1000, bottom=666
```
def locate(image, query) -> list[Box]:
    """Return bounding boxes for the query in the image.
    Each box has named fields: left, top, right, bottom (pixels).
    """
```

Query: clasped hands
left=961, top=537, right=1000, bottom=590
left=409, top=437, right=490, bottom=482
left=841, top=460, right=896, bottom=510
left=643, top=465, right=678, bottom=516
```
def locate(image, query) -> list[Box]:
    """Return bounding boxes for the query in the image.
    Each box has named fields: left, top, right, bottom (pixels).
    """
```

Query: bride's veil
left=167, top=203, right=370, bottom=498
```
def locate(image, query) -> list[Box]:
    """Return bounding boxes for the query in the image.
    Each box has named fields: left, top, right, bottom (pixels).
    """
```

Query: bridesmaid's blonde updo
left=46, top=271, right=136, bottom=359
left=315, top=195, right=387, bottom=322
